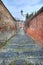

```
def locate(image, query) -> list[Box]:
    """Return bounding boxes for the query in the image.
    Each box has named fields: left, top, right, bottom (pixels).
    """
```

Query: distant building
left=17, top=20, right=24, bottom=30
left=25, top=7, right=43, bottom=47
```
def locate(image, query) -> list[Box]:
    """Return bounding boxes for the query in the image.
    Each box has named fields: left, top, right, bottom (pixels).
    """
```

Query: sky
left=2, top=0, right=43, bottom=20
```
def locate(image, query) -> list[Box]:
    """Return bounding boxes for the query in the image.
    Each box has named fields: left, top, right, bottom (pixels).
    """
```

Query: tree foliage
left=20, top=10, right=33, bottom=20
left=26, top=13, right=29, bottom=20
left=21, top=10, right=23, bottom=16
left=26, top=13, right=33, bottom=20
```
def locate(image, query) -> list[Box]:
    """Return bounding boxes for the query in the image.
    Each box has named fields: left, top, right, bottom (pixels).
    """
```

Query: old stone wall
left=0, top=1, right=17, bottom=42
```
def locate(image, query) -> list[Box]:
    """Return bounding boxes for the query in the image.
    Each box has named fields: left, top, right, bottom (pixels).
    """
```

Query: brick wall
left=26, top=12, right=43, bottom=47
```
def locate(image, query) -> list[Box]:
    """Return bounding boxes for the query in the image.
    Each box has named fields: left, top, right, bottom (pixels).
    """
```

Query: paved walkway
left=0, top=28, right=43, bottom=64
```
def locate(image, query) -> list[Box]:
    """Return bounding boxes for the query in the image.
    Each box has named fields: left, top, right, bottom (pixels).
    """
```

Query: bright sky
left=2, top=0, right=43, bottom=20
